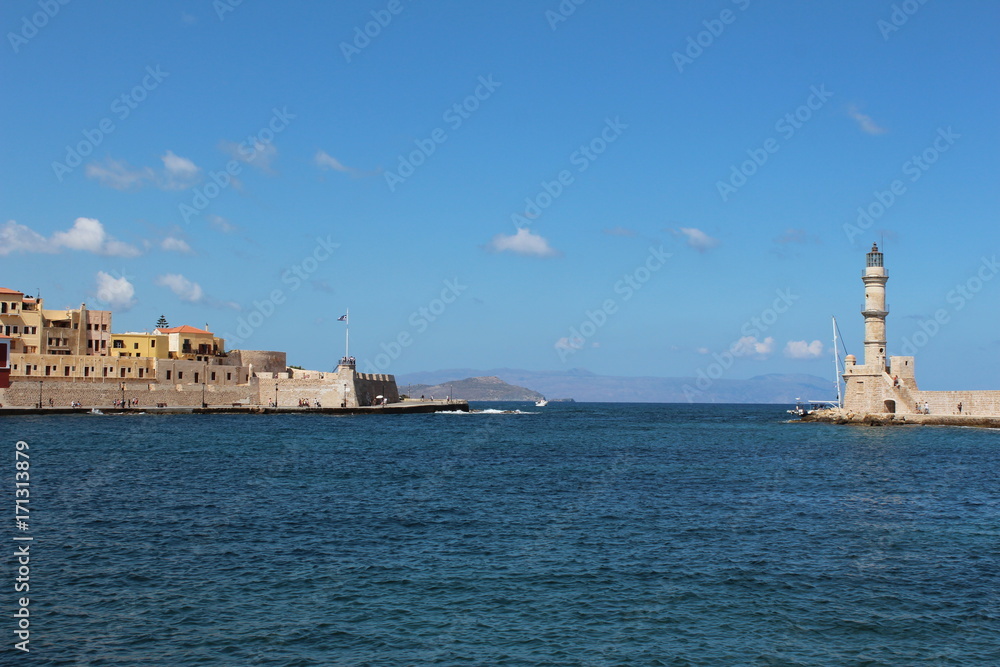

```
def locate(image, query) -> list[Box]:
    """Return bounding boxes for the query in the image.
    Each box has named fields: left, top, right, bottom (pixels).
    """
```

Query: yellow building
left=0, top=288, right=42, bottom=354
left=0, top=288, right=109, bottom=356
left=153, top=325, right=226, bottom=361
left=111, top=332, right=170, bottom=359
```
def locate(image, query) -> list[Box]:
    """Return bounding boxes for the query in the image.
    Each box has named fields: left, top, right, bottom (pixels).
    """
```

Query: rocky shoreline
left=799, top=408, right=1000, bottom=428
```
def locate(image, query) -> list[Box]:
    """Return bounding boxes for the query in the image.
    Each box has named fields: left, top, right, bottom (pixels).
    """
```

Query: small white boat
left=535, top=398, right=548, bottom=407
left=787, top=399, right=838, bottom=416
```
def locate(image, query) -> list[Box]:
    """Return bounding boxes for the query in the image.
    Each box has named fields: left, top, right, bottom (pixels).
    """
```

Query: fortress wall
left=354, top=373, right=399, bottom=407
left=843, top=373, right=1000, bottom=416
left=269, top=377, right=351, bottom=407
left=155, top=359, right=248, bottom=385
left=843, top=373, right=891, bottom=413
left=0, top=379, right=258, bottom=408
left=231, top=350, right=287, bottom=374
left=908, top=390, right=1000, bottom=417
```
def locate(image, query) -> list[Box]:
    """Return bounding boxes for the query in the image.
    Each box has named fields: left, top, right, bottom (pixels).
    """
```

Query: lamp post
left=274, top=382, right=279, bottom=408
left=201, top=361, right=208, bottom=408
left=120, top=381, right=125, bottom=410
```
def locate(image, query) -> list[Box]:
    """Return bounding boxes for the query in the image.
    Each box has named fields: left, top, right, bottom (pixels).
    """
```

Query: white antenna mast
left=833, top=316, right=842, bottom=408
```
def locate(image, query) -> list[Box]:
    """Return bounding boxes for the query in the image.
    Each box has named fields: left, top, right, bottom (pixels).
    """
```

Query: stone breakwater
left=799, top=408, right=1000, bottom=428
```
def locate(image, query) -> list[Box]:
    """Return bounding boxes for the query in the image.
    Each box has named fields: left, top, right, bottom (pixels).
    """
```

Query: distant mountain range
left=396, top=368, right=834, bottom=404
left=401, top=376, right=544, bottom=402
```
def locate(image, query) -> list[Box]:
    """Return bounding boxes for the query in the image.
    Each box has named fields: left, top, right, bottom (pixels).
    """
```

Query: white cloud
left=102, top=239, right=142, bottom=258
left=221, top=139, right=277, bottom=172
left=160, top=150, right=200, bottom=189
left=51, top=217, right=106, bottom=253
left=487, top=228, right=560, bottom=257
left=95, top=271, right=137, bottom=311
left=847, top=105, right=886, bottom=135
left=155, top=274, right=204, bottom=302
left=696, top=347, right=710, bottom=355
left=207, top=215, right=236, bottom=233
left=161, top=237, right=192, bottom=253
left=731, top=336, right=775, bottom=359
left=2, top=217, right=139, bottom=257
left=314, top=149, right=353, bottom=173
left=85, top=157, right=154, bottom=190
left=0, top=220, right=53, bottom=255
left=674, top=227, right=720, bottom=253
left=86, top=152, right=200, bottom=190
left=785, top=339, right=825, bottom=359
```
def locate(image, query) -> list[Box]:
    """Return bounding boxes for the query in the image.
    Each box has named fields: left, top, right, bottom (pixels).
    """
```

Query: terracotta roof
left=154, top=325, right=213, bottom=335
left=0, top=287, right=24, bottom=295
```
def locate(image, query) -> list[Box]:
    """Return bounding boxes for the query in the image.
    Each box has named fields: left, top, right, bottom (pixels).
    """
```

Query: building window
left=103, top=367, right=108, bottom=377
left=45, top=366, right=51, bottom=376
left=138, top=368, right=144, bottom=378
left=101, top=340, right=106, bottom=349
left=166, top=370, right=172, bottom=380
left=211, top=372, right=216, bottom=381
left=113, top=340, right=124, bottom=349
left=120, top=368, right=126, bottom=378
left=64, top=367, right=70, bottom=376
left=177, top=372, right=183, bottom=380
left=151, top=340, right=156, bottom=347
left=226, top=372, right=231, bottom=381
left=134, top=343, right=139, bottom=350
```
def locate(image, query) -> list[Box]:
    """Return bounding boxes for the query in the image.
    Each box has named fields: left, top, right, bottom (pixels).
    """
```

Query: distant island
left=397, top=368, right=833, bottom=404
left=400, top=376, right=547, bottom=402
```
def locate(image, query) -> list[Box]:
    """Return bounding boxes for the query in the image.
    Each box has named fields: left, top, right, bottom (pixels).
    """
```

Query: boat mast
left=832, top=316, right=842, bottom=408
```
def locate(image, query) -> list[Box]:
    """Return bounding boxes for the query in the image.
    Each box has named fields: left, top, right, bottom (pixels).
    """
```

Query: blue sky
left=2, top=0, right=998, bottom=389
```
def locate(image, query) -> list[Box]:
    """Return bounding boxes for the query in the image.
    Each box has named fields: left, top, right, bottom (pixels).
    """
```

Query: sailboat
left=788, top=316, right=844, bottom=416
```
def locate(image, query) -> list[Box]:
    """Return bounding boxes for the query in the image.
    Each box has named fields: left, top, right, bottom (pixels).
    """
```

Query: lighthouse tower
left=843, top=242, right=907, bottom=413
left=862, top=242, right=889, bottom=370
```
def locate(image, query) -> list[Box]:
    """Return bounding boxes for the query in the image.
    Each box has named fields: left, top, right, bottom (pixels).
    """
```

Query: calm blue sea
left=5, top=403, right=999, bottom=665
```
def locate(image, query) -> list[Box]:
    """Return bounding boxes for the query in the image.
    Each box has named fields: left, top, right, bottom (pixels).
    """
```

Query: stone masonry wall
left=0, top=379, right=259, bottom=408
left=0, top=367, right=400, bottom=409
left=355, top=373, right=399, bottom=407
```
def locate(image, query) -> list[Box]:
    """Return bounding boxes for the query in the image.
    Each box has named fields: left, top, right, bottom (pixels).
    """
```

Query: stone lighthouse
left=843, top=242, right=918, bottom=414
left=861, top=242, right=888, bottom=371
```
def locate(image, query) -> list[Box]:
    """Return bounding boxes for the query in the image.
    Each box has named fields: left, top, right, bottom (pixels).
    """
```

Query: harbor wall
left=0, top=378, right=258, bottom=408
left=0, top=367, right=398, bottom=409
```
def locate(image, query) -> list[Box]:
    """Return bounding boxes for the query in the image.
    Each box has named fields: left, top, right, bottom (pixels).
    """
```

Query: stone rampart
left=355, top=373, right=399, bottom=407
left=230, top=350, right=287, bottom=374
left=0, top=378, right=258, bottom=408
